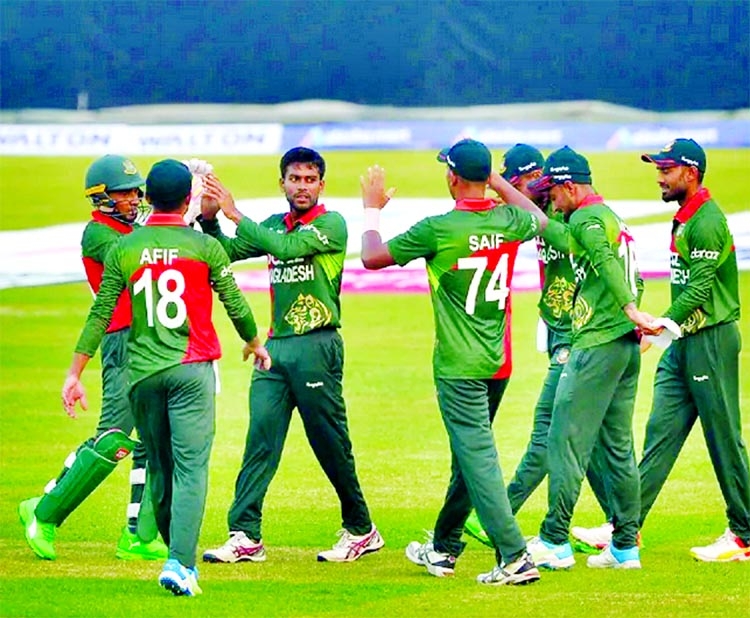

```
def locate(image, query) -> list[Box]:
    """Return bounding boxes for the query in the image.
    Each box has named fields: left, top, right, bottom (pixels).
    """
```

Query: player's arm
left=540, top=217, right=570, bottom=252
left=234, top=213, right=346, bottom=260
left=360, top=164, right=397, bottom=269
left=206, top=238, right=271, bottom=369
left=488, top=172, right=549, bottom=231
left=63, top=245, right=125, bottom=418
left=571, top=217, right=656, bottom=332
left=663, top=220, right=726, bottom=325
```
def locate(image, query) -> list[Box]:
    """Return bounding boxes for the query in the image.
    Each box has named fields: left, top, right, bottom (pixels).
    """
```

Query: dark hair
left=280, top=147, right=325, bottom=179
left=149, top=197, right=187, bottom=213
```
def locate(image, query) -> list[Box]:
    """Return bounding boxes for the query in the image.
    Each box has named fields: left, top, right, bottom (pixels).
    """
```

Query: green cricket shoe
left=464, top=510, right=492, bottom=547
left=19, top=497, right=57, bottom=560
left=116, top=527, right=169, bottom=560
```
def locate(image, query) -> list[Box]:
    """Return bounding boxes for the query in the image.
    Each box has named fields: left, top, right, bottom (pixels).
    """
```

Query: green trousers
left=98, top=328, right=148, bottom=477
left=228, top=329, right=372, bottom=539
left=639, top=321, right=750, bottom=542
left=507, top=326, right=611, bottom=517
left=434, top=377, right=526, bottom=566
left=129, top=362, right=216, bottom=568
left=542, top=334, right=641, bottom=548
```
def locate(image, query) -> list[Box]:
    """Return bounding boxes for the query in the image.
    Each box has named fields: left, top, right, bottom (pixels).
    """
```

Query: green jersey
left=535, top=207, right=575, bottom=334
left=76, top=213, right=258, bottom=385
left=81, top=211, right=134, bottom=333
left=664, top=188, right=740, bottom=334
left=387, top=198, right=539, bottom=379
left=565, top=196, right=642, bottom=349
left=200, top=205, right=346, bottom=338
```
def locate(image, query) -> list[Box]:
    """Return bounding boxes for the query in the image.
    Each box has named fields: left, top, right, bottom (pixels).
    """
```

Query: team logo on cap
left=661, top=140, right=675, bottom=153
left=123, top=159, right=138, bottom=175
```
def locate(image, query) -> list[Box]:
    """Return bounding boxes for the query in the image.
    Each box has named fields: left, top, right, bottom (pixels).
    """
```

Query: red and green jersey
left=200, top=204, right=346, bottom=338
left=75, top=213, right=258, bottom=386
left=664, top=188, right=740, bottom=334
left=387, top=199, right=539, bottom=379
left=536, top=207, right=575, bottom=334
left=565, top=195, right=642, bottom=349
left=81, top=211, right=133, bottom=333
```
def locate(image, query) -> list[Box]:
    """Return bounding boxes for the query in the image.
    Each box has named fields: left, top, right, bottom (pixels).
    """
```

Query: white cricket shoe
left=571, top=522, right=613, bottom=550
left=202, top=531, right=267, bottom=563
left=587, top=544, right=641, bottom=569
left=526, top=536, right=576, bottom=569
left=405, top=538, right=456, bottom=577
left=317, top=524, right=384, bottom=562
left=690, top=529, right=750, bottom=562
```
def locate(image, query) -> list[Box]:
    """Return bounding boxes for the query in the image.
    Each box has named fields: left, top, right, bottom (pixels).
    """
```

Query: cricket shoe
left=317, top=524, right=384, bottom=562
left=19, top=497, right=57, bottom=560
left=116, top=527, right=169, bottom=561
left=476, top=551, right=540, bottom=586
left=405, top=537, right=456, bottom=577
left=526, top=536, right=575, bottom=569
left=464, top=510, right=492, bottom=547
left=689, top=529, right=750, bottom=563
left=571, top=522, right=643, bottom=553
left=587, top=544, right=641, bottom=569
left=158, top=559, right=202, bottom=596
left=202, top=531, right=267, bottom=563
left=571, top=522, right=613, bottom=552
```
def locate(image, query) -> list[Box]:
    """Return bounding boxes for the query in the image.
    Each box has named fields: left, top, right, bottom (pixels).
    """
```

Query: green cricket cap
left=641, top=138, right=706, bottom=173
left=145, top=159, right=192, bottom=204
left=436, top=138, right=492, bottom=182
left=500, top=143, right=545, bottom=183
left=530, top=146, right=592, bottom=192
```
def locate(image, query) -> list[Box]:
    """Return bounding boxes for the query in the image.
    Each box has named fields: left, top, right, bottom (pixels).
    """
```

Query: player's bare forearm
left=488, top=172, right=549, bottom=230
left=361, top=231, right=396, bottom=269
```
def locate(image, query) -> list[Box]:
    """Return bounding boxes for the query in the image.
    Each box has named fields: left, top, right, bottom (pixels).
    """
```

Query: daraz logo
left=680, top=156, right=700, bottom=167
left=549, top=165, right=570, bottom=173
left=519, top=161, right=538, bottom=172
left=690, top=249, right=719, bottom=260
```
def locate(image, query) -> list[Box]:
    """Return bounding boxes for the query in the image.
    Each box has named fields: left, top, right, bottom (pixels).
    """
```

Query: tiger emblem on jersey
left=544, top=276, right=575, bottom=318
left=571, top=296, right=593, bottom=331
left=680, top=308, right=706, bottom=335
left=284, top=293, right=332, bottom=335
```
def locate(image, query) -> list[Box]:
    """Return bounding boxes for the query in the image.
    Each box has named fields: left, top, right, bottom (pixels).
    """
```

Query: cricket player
left=19, top=155, right=167, bottom=562
left=199, top=147, right=383, bottom=564
left=463, top=144, right=610, bottom=546
left=572, top=138, right=750, bottom=562
left=360, top=139, right=550, bottom=586
left=61, top=159, right=270, bottom=596
left=524, top=146, right=657, bottom=570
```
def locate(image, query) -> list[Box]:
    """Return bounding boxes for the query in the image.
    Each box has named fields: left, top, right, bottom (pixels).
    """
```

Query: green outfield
left=0, top=152, right=748, bottom=616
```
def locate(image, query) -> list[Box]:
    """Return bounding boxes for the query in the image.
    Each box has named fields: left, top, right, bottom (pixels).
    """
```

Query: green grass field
left=0, top=152, right=748, bottom=616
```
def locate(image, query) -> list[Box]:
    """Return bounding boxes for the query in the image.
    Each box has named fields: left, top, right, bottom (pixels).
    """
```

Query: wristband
left=363, top=208, right=381, bottom=232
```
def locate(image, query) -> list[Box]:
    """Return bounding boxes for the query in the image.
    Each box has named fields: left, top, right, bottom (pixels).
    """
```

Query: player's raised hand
left=62, top=375, right=88, bottom=419
left=242, top=336, right=272, bottom=370
left=202, top=175, right=243, bottom=224
left=360, top=165, right=396, bottom=210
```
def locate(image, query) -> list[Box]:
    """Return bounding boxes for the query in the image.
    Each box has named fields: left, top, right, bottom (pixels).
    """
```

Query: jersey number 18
left=132, top=268, right=187, bottom=329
